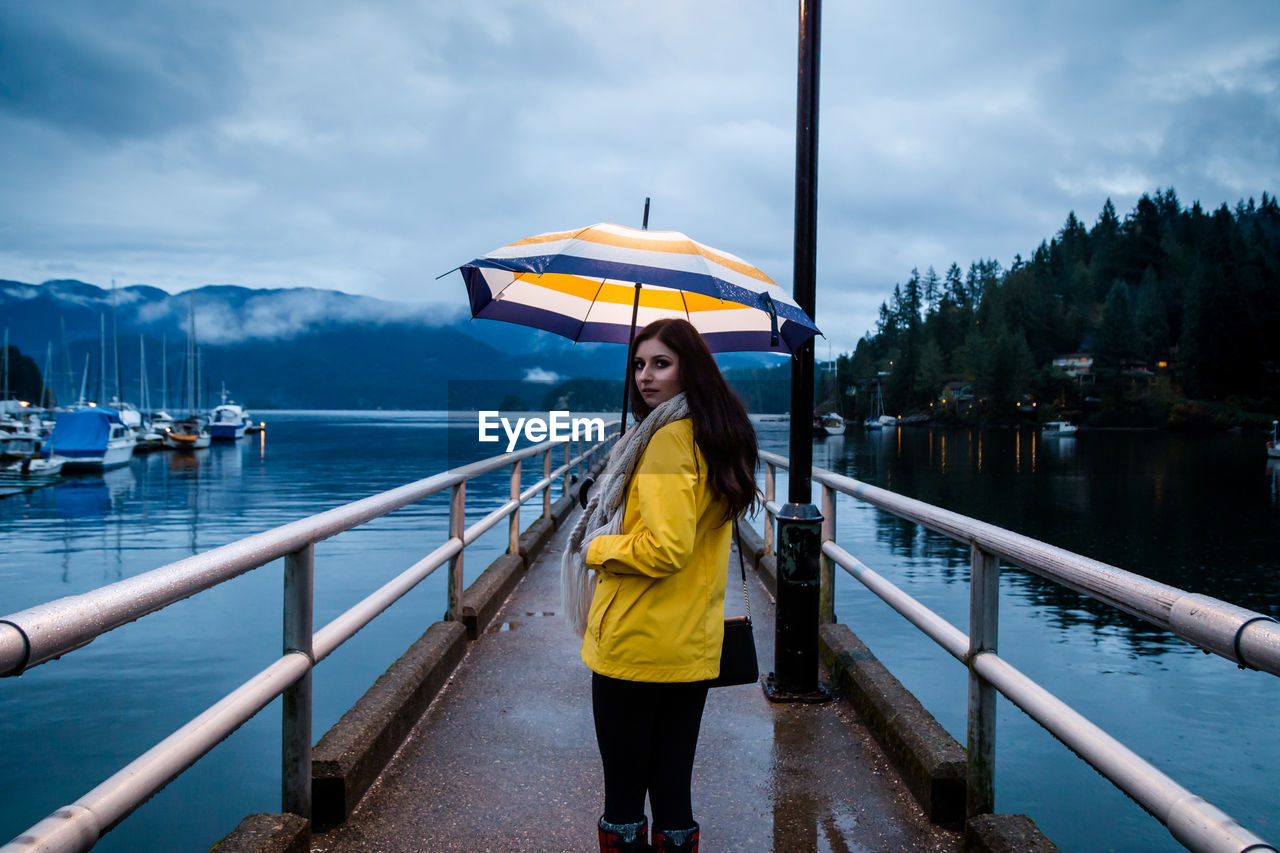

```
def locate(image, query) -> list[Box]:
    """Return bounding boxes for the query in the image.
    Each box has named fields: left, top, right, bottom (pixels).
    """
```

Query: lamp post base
left=762, top=672, right=834, bottom=704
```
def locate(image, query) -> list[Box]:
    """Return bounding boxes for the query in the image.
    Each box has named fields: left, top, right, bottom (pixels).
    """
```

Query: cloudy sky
left=2, top=1, right=1277, bottom=354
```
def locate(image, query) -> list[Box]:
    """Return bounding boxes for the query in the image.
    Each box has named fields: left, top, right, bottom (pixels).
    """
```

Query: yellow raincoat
left=582, top=418, right=731, bottom=682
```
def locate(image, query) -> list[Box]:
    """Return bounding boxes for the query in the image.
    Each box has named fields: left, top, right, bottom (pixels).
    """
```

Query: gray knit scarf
left=562, top=392, right=690, bottom=636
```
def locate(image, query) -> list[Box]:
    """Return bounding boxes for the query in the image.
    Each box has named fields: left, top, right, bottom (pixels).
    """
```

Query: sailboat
left=864, top=383, right=896, bottom=429
left=165, top=296, right=211, bottom=451
left=134, top=336, right=167, bottom=451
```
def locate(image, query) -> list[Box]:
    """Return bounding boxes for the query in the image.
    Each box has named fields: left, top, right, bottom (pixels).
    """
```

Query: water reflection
left=54, top=467, right=136, bottom=518
left=1044, top=433, right=1077, bottom=461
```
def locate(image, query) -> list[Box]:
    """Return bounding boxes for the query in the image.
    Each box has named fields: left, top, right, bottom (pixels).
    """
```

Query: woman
left=563, top=318, right=759, bottom=853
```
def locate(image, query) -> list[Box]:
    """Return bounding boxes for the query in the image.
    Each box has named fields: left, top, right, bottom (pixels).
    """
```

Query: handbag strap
left=733, top=519, right=750, bottom=621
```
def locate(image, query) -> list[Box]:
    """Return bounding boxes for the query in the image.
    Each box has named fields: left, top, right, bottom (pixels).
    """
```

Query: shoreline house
left=1053, top=353, right=1094, bottom=386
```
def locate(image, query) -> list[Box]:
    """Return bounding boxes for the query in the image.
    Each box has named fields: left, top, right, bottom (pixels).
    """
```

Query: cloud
left=178, top=289, right=465, bottom=345
left=0, top=2, right=242, bottom=139
left=0, top=282, right=40, bottom=301
left=522, top=368, right=562, bottom=384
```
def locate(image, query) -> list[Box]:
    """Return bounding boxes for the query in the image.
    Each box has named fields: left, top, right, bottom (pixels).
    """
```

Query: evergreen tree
left=944, top=263, right=966, bottom=308
left=922, top=266, right=941, bottom=316
left=965, top=262, right=982, bottom=307
left=901, top=269, right=923, bottom=327
left=1091, top=198, right=1122, bottom=296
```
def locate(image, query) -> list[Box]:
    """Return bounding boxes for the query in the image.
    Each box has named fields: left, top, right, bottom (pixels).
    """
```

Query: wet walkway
left=311, top=510, right=962, bottom=852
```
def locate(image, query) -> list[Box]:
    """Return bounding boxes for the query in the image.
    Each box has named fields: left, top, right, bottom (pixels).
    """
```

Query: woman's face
left=634, top=337, right=683, bottom=407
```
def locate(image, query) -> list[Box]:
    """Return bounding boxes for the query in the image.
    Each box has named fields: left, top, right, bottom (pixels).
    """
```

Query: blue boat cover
left=52, top=409, right=124, bottom=456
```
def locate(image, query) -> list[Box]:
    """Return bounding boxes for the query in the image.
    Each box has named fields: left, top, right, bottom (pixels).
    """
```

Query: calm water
left=756, top=423, right=1279, bottom=853
left=1, top=413, right=1277, bottom=851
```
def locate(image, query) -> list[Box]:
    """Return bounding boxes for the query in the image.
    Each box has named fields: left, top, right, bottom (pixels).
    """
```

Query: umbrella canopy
left=460, top=222, right=820, bottom=354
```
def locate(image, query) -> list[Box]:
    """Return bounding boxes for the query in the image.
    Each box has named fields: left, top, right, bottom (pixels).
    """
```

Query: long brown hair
left=628, top=318, right=759, bottom=520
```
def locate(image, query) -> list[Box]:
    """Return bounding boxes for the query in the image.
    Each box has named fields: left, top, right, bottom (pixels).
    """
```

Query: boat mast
left=60, top=316, right=73, bottom=407
left=161, top=334, right=168, bottom=412
left=186, top=294, right=196, bottom=417
left=139, top=335, right=149, bottom=413
left=111, top=279, right=121, bottom=404
left=78, top=353, right=90, bottom=406
left=2, top=326, right=8, bottom=405
left=42, top=342, right=52, bottom=408
left=99, top=314, right=106, bottom=405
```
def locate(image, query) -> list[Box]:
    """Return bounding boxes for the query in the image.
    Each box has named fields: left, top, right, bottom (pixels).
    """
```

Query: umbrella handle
left=760, top=293, right=780, bottom=348
left=619, top=282, right=643, bottom=436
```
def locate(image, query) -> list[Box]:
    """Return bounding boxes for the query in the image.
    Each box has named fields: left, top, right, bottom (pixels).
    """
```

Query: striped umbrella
left=459, top=222, right=819, bottom=354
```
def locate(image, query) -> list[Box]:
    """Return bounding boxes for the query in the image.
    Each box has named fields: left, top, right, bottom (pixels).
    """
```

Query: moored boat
left=0, top=431, right=65, bottom=477
left=1042, top=420, right=1079, bottom=436
left=52, top=408, right=136, bottom=470
left=164, top=417, right=211, bottom=450
left=864, top=384, right=895, bottom=429
left=1268, top=420, right=1280, bottom=459
left=816, top=411, right=845, bottom=436
left=208, top=404, right=249, bottom=441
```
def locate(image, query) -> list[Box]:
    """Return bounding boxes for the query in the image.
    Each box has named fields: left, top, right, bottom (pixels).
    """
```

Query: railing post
left=542, top=448, right=552, bottom=519
left=967, top=544, right=999, bottom=818
left=764, top=462, right=776, bottom=557
left=447, top=482, right=465, bottom=620
left=283, top=543, right=314, bottom=822
left=563, top=440, right=571, bottom=499
left=577, top=435, right=584, bottom=483
left=509, top=460, right=521, bottom=556
left=819, top=483, right=835, bottom=624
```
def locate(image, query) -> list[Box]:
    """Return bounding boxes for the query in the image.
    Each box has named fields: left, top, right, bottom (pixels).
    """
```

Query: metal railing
left=759, top=450, right=1278, bottom=853
left=0, top=428, right=616, bottom=853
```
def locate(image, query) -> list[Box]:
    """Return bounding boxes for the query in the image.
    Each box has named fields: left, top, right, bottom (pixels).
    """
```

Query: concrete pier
left=307, top=509, right=963, bottom=853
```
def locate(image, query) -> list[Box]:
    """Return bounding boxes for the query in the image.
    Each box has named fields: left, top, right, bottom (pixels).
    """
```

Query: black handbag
left=705, top=521, right=759, bottom=688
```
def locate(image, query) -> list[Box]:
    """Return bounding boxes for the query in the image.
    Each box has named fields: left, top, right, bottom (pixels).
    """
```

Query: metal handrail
left=1, top=426, right=617, bottom=853
left=758, top=449, right=1277, bottom=853
left=758, top=451, right=1280, bottom=674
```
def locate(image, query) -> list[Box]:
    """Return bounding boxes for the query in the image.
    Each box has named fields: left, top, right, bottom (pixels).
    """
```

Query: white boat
left=1042, top=421, right=1079, bottom=436
left=108, top=399, right=144, bottom=432
left=164, top=417, right=211, bottom=450
left=816, top=412, right=845, bottom=436
left=0, top=431, right=65, bottom=477
left=1268, top=421, right=1280, bottom=459
left=864, top=385, right=895, bottom=429
left=150, top=410, right=176, bottom=433
left=137, top=411, right=176, bottom=451
left=208, top=403, right=249, bottom=441
left=52, top=408, right=136, bottom=470
left=134, top=427, right=167, bottom=451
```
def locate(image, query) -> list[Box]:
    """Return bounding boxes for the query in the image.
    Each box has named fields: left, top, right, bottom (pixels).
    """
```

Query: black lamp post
left=765, top=0, right=830, bottom=702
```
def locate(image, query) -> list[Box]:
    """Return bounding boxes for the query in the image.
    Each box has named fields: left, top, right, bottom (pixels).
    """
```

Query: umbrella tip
left=642, top=197, right=651, bottom=230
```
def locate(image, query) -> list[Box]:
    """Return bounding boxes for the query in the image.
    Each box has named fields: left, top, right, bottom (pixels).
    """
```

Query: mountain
left=0, top=279, right=628, bottom=409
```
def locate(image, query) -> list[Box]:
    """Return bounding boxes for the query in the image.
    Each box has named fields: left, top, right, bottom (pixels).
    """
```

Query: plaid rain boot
left=652, top=822, right=699, bottom=853
left=598, top=816, right=649, bottom=853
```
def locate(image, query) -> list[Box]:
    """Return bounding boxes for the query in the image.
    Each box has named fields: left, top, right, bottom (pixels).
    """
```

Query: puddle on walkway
left=486, top=611, right=557, bottom=632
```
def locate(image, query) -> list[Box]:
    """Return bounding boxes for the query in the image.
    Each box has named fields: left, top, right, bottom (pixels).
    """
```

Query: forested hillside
left=834, top=190, right=1279, bottom=427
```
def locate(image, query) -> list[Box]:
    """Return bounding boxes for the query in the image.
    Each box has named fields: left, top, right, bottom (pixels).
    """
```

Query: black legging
left=592, top=672, right=709, bottom=829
